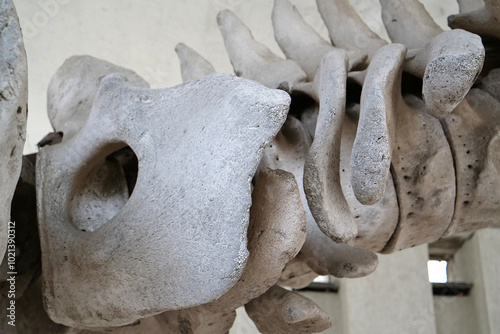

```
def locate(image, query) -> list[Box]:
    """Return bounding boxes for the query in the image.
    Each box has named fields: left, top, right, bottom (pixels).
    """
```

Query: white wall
left=436, top=228, right=500, bottom=334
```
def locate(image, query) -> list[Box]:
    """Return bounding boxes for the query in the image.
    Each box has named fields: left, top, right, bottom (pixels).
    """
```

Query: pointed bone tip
left=423, top=52, right=484, bottom=119
left=354, top=190, right=385, bottom=206
left=174, top=42, right=187, bottom=53
left=351, top=176, right=387, bottom=205
left=217, top=9, right=235, bottom=25
left=343, top=258, right=379, bottom=278
left=424, top=101, right=454, bottom=119
left=280, top=293, right=331, bottom=326
left=321, top=49, right=349, bottom=68
left=98, top=73, right=129, bottom=90
left=328, top=248, right=379, bottom=278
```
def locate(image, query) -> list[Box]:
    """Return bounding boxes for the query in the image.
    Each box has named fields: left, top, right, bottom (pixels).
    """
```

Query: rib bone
left=272, top=0, right=366, bottom=81
left=448, top=6, right=500, bottom=39
left=316, top=0, right=387, bottom=59
left=245, top=285, right=332, bottom=334
left=379, top=0, right=443, bottom=49
left=304, top=50, right=357, bottom=242
left=175, top=43, right=216, bottom=82
left=217, top=9, right=306, bottom=88
left=404, top=29, right=485, bottom=119
left=350, top=43, right=406, bottom=205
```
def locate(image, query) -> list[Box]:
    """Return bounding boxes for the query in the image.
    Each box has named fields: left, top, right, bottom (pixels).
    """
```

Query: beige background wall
left=13, top=0, right=457, bottom=153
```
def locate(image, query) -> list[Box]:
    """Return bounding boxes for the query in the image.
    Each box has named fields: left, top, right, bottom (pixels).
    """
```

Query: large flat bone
left=350, top=44, right=406, bottom=205
left=47, top=55, right=149, bottom=140
left=37, top=73, right=290, bottom=327
left=175, top=43, right=216, bottom=82
left=404, top=30, right=485, bottom=119
left=448, top=6, right=500, bottom=39
left=245, top=285, right=332, bottom=334
left=382, top=94, right=455, bottom=253
left=272, top=0, right=366, bottom=81
left=202, top=167, right=306, bottom=313
left=316, top=0, right=387, bottom=59
left=441, top=69, right=500, bottom=236
left=0, top=0, right=28, bottom=264
left=260, top=116, right=378, bottom=278
left=156, top=167, right=306, bottom=332
left=379, top=0, right=443, bottom=49
left=217, top=9, right=306, bottom=89
left=303, top=50, right=357, bottom=242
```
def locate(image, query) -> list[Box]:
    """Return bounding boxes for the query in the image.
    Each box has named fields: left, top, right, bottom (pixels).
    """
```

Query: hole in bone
left=400, top=72, right=423, bottom=97
left=346, top=79, right=362, bottom=105
left=106, top=146, right=138, bottom=195
left=481, top=36, right=500, bottom=76
left=69, top=144, right=138, bottom=232
left=288, top=91, right=317, bottom=118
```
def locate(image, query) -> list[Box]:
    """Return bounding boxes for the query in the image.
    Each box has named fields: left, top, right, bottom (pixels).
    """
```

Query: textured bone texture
left=380, top=0, right=442, bottom=49
left=304, top=50, right=357, bottom=242
left=260, top=116, right=379, bottom=278
left=383, top=95, right=456, bottom=253
left=245, top=285, right=332, bottom=334
left=0, top=156, right=39, bottom=298
left=272, top=0, right=366, bottom=81
left=47, top=55, right=149, bottom=140
left=316, top=0, right=387, bottom=58
left=278, top=258, right=318, bottom=289
left=156, top=167, right=306, bottom=331
left=441, top=69, right=500, bottom=236
left=37, top=73, right=290, bottom=327
left=202, top=167, right=307, bottom=313
left=217, top=9, right=306, bottom=89
left=448, top=6, right=500, bottom=39
left=155, top=309, right=236, bottom=334
left=0, top=0, right=27, bottom=263
left=405, top=30, right=485, bottom=119
left=350, top=44, right=406, bottom=205
left=5, top=0, right=500, bottom=331
left=341, top=115, right=399, bottom=253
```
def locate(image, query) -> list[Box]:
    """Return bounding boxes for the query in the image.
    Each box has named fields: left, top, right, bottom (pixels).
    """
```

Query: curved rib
left=260, top=116, right=378, bottom=278
left=350, top=43, right=406, bottom=205
left=217, top=9, right=306, bottom=88
left=448, top=6, right=500, bottom=39
left=272, top=0, right=366, bottom=81
left=316, top=0, right=387, bottom=59
left=379, top=0, right=442, bottom=49
left=304, top=50, right=357, bottom=242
